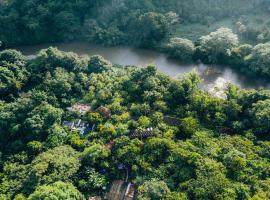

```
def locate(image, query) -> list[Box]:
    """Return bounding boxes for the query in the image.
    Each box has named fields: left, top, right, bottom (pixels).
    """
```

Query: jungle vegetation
left=0, top=48, right=270, bottom=199
left=1, top=1, right=270, bottom=199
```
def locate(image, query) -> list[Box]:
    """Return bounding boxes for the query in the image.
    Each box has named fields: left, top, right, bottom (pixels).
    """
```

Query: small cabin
left=62, top=119, right=91, bottom=135
left=18, top=92, right=30, bottom=98
left=106, top=180, right=136, bottom=200
left=67, top=103, right=91, bottom=115
left=163, top=116, right=181, bottom=126
left=129, top=127, right=154, bottom=139
left=88, top=197, right=102, bottom=200
left=219, top=127, right=234, bottom=135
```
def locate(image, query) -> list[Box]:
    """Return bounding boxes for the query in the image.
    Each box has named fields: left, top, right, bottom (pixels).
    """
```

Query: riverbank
left=11, top=41, right=270, bottom=90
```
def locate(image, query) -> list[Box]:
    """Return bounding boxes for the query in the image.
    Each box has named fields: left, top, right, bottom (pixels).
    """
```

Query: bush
left=164, top=37, right=195, bottom=61
left=28, top=181, right=85, bottom=200
left=88, top=55, right=112, bottom=74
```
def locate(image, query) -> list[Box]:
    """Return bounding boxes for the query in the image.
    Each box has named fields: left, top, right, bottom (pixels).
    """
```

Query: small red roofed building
left=105, top=140, right=115, bottom=151
left=96, top=106, right=111, bottom=119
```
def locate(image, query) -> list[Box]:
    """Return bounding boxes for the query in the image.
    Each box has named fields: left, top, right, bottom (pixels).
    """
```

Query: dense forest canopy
left=0, top=0, right=270, bottom=47
left=0, top=47, right=270, bottom=199
left=1, top=0, right=270, bottom=200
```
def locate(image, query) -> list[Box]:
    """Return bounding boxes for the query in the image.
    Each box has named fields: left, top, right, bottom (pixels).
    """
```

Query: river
left=14, top=42, right=270, bottom=91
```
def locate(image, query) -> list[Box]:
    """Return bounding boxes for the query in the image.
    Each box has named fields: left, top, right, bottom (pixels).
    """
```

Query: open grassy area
left=173, top=13, right=270, bottom=44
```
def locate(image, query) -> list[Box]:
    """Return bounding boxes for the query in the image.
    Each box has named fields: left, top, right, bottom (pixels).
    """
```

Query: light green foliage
left=28, top=181, right=85, bottom=200
left=0, top=49, right=25, bottom=66
left=180, top=116, right=200, bottom=137
left=228, top=44, right=253, bottom=67
left=85, top=112, right=103, bottom=124
left=168, top=72, right=201, bottom=107
left=98, top=123, right=117, bottom=141
left=84, top=69, right=128, bottom=105
left=67, top=133, right=86, bottom=150
left=138, top=116, right=151, bottom=128
left=131, top=103, right=151, bottom=116
left=14, top=194, right=27, bottom=200
left=137, top=180, right=170, bottom=200
left=45, top=124, right=67, bottom=148
left=113, top=137, right=143, bottom=169
left=182, top=158, right=237, bottom=200
left=199, top=28, right=239, bottom=63
left=164, top=37, right=195, bottom=61
left=27, top=141, right=43, bottom=155
left=143, top=137, right=176, bottom=165
left=163, top=192, right=188, bottom=200
left=81, top=143, right=110, bottom=168
left=42, top=68, right=74, bottom=100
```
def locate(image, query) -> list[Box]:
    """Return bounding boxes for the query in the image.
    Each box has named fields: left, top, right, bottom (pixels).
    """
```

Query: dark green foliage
left=245, top=42, right=270, bottom=77
left=88, top=55, right=112, bottom=74
left=0, top=50, right=27, bottom=100
left=81, top=143, right=110, bottom=169
left=28, top=47, right=87, bottom=85
left=133, top=12, right=171, bottom=47
left=1, top=0, right=268, bottom=47
left=2, top=146, right=80, bottom=197
left=251, top=99, right=270, bottom=134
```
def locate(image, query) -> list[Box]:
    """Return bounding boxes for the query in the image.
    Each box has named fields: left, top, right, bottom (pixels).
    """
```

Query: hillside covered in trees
left=1, top=0, right=270, bottom=200
left=0, top=0, right=270, bottom=47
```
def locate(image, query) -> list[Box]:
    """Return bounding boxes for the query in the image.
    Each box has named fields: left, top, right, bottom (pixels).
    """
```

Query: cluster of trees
left=70, top=10, right=178, bottom=47
left=0, top=0, right=269, bottom=47
left=162, top=27, right=270, bottom=78
left=0, top=50, right=28, bottom=99
left=235, top=18, right=270, bottom=43
left=0, top=48, right=270, bottom=199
